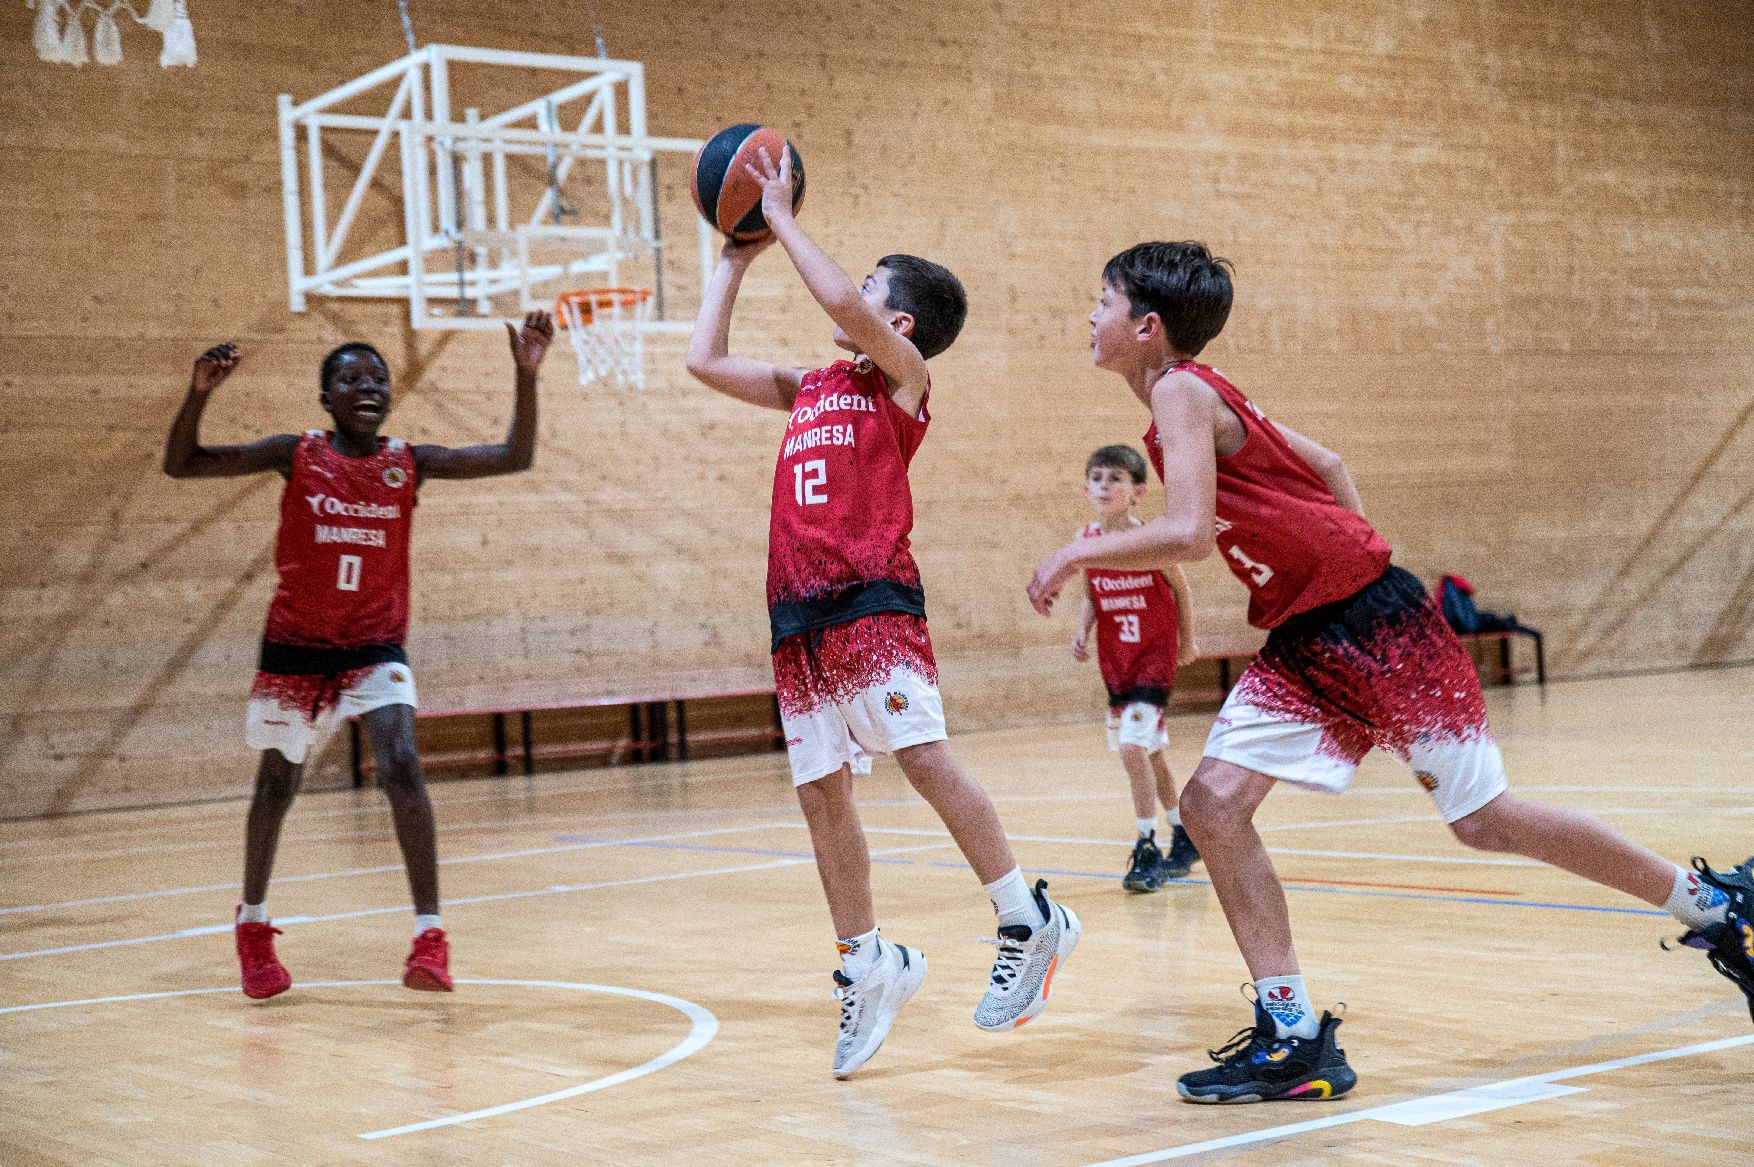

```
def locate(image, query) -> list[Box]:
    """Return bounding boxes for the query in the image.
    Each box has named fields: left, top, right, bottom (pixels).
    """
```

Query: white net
left=556, top=288, right=653, bottom=388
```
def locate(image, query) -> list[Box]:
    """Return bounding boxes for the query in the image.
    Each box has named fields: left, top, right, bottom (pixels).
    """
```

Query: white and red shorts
left=772, top=613, right=947, bottom=786
left=1107, top=700, right=1169, bottom=752
left=246, top=662, right=417, bottom=765
left=1203, top=567, right=1507, bottom=823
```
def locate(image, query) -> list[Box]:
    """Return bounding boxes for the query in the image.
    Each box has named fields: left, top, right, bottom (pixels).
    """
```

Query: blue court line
left=551, top=835, right=1669, bottom=918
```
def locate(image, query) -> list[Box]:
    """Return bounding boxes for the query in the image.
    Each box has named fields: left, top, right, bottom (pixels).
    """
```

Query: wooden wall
left=2, top=1, right=1750, bottom=817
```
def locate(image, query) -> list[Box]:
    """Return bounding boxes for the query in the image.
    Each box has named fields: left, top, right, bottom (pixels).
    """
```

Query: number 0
left=337, top=554, right=362, bottom=592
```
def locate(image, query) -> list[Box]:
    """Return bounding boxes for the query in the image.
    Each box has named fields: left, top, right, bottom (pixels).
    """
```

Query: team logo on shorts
left=383, top=466, right=408, bottom=488
left=884, top=691, right=909, bottom=714
left=390, top=670, right=407, bottom=683
left=1416, top=770, right=1440, bottom=793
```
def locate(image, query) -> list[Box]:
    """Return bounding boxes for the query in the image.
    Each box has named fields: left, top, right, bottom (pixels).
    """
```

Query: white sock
left=415, top=913, right=443, bottom=936
left=1664, top=864, right=1729, bottom=931
left=983, top=867, right=1042, bottom=929
left=1166, top=806, right=1182, bottom=828
left=1135, top=817, right=1157, bottom=839
left=838, top=927, right=881, bottom=979
left=1255, top=974, right=1320, bottom=1039
left=238, top=901, right=269, bottom=924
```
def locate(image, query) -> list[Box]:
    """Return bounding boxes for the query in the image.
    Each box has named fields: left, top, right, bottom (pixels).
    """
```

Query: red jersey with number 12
left=1146, top=361, right=1390, bottom=630
left=263, top=430, right=417, bottom=648
left=767, top=359, right=928, bottom=617
left=1081, top=522, right=1180, bottom=703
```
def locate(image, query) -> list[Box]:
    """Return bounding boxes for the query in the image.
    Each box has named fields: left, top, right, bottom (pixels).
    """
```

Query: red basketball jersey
left=263, top=430, right=417, bottom=648
left=1081, top=522, right=1180, bottom=702
left=1146, top=361, right=1390, bottom=629
left=766, top=359, right=928, bottom=618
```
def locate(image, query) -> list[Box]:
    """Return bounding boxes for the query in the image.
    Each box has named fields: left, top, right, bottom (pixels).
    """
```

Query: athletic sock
left=238, top=901, right=269, bottom=924
left=415, top=913, right=443, bottom=936
left=1165, top=806, right=1182, bottom=828
left=837, top=927, right=881, bottom=980
left=1135, top=818, right=1157, bottom=839
left=1664, top=864, right=1729, bottom=931
left=983, top=867, right=1042, bottom=929
left=1255, top=974, right=1320, bottom=1039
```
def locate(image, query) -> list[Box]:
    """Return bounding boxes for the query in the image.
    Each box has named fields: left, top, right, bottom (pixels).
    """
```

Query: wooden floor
left=2, top=667, right=1751, bottom=1166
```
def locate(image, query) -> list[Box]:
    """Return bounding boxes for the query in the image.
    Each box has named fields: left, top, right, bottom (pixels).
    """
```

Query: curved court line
left=1080, top=1030, right=1754, bottom=1166
left=0, top=978, right=717, bottom=1140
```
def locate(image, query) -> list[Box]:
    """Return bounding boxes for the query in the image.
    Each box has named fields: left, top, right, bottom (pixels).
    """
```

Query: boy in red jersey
left=163, top=311, right=554, bottom=1000
left=1029, top=241, right=1754, bottom=1103
left=687, top=147, right=1080, bottom=1078
left=1072, top=444, right=1201, bottom=890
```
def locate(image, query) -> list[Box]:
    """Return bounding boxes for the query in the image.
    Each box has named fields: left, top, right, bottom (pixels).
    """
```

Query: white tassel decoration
left=94, top=9, right=124, bottom=66
left=160, top=0, right=197, bottom=68
left=143, top=0, right=175, bottom=33
left=60, top=8, right=89, bottom=66
left=33, top=0, right=66, bottom=63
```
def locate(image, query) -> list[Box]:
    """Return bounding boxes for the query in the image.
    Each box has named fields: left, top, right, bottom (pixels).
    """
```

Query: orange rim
left=553, top=287, right=653, bottom=327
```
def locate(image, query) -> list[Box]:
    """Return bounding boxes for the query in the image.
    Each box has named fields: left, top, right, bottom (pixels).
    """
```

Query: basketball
left=690, top=124, right=806, bottom=241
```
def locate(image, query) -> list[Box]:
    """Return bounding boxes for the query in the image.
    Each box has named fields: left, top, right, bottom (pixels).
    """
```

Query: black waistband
left=1267, top=564, right=1421, bottom=644
left=1107, top=685, right=1170, bottom=709
left=258, top=641, right=406, bottom=676
left=769, top=580, right=927, bottom=652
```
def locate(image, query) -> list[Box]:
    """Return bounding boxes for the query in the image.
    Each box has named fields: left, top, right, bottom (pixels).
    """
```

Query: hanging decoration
left=25, top=0, right=197, bottom=68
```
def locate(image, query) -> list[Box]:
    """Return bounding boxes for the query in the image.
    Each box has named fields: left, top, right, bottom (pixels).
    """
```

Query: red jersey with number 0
left=263, top=430, right=417, bottom=648
left=767, top=359, right=928, bottom=609
left=1081, top=522, right=1180, bottom=702
left=1146, top=362, right=1390, bottom=630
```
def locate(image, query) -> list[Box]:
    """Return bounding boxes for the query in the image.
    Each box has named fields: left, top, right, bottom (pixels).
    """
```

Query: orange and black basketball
left=690, top=124, right=805, bottom=241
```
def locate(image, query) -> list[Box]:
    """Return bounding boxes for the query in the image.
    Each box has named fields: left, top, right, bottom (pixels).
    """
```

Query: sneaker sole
left=403, top=967, right=454, bottom=992
left=833, top=950, right=928, bottom=1079
left=242, top=977, right=290, bottom=1001
left=977, top=904, right=1082, bottom=1032
left=1122, top=875, right=1164, bottom=893
left=1177, top=1066, right=1358, bottom=1104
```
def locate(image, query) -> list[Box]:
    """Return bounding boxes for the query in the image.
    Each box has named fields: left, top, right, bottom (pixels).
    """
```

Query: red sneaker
left=403, top=927, right=453, bottom=991
left=234, top=908, right=292, bottom=1000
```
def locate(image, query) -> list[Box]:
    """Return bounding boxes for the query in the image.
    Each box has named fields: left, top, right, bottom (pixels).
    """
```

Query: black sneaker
left=1123, top=834, right=1165, bottom=892
left=1157, top=824, right=1202, bottom=880
left=1672, top=856, right=1754, bottom=1024
left=1176, top=1004, right=1357, bottom=1104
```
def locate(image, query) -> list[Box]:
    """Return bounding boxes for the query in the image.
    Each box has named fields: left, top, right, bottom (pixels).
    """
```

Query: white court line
left=0, top=978, right=717, bottom=1139
left=1080, top=1032, right=1754, bottom=1166
left=0, top=841, right=952, bottom=963
left=0, top=821, right=799, bottom=916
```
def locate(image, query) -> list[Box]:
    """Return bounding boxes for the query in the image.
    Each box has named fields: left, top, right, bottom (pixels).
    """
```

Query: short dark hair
left=877, top=254, right=967, bottom=360
left=319, top=342, right=388, bottom=395
left=1102, top=242, right=1234, bottom=356
left=1086, top=444, right=1148, bottom=485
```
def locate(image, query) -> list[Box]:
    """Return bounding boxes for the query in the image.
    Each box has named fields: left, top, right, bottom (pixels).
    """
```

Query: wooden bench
left=348, top=674, right=785, bottom=786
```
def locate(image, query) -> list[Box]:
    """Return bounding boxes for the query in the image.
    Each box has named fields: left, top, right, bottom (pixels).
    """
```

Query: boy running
left=687, top=146, right=1080, bottom=1078
left=1029, top=241, right=1754, bottom=1103
left=163, top=311, right=554, bottom=999
left=1073, top=445, right=1201, bottom=890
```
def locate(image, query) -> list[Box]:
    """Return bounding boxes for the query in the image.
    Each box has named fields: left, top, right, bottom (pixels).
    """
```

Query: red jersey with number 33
left=1081, top=523, right=1180, bottom=700
left=767, top=359, right=928, bottom=608
left=264, top=430, right=417, bottom=648
left=1146, top=361, right=1390, bottom=630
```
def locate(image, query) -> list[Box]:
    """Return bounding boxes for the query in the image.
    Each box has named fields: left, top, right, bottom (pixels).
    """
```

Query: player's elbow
left=1160, top=520, right=1214, bottom=562
left=684, top=352, right=723, bottom=387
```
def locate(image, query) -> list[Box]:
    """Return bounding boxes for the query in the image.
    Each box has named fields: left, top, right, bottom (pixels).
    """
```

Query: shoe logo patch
left=1741, top=920, right=1753, bottom=959
left=1254, top=1044, right=1294, bottom=1064
left=1286, top=1079, right=1332, bottom=1099
left=884, top=691, right=909, bottom=714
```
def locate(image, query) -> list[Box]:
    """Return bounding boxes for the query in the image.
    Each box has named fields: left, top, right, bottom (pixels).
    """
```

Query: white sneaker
left=973, top=879, right=1081, bottom=1031
left=832, top=939, right=927, bottom=1078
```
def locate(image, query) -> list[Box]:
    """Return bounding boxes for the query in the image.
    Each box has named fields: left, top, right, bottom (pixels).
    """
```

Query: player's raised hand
left=720, top=231, right=776, bottom=265
left=506, top=309, right=555, bottom=374
left=190, top=342, right=240, bottom=393
left=745, top=145, right=796, bottom=231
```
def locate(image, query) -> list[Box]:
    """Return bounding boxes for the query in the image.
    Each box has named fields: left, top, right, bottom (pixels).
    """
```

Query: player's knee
left=1448, top=804, right=1517, bottom=852
left=377, top=752, right=425, bottom=799
left=254, top=754, right=302, bottom=807
left=1179, top=774, right=1239, bottom=837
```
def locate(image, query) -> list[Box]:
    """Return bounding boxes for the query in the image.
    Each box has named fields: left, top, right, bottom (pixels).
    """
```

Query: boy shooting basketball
left=1028, top=241, right=1754, bottom=1103
left=1073, top=445, right=1201, bottom=890
left=686, top=146, right=1080, bottom=1078
left=163, top=311, right=554, bottom=1000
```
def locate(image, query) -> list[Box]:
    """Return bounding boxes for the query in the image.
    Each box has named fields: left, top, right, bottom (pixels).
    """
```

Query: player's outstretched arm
left=1274, top=422, right=1365, bottom=517
left=1168, top=565, right=1199, bottom=667
left=685, top=235, right=804, bottom=411
left=1028, top=371, right=1219, bottom=615
left=745, top=146, right=928, bottom=407
left=163, top=343, right=298, bottom=478
left=415, top=310, right=552, bottom=481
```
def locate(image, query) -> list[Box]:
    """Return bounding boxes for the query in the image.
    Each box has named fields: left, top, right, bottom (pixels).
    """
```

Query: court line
left=0, top=977, right=717, bottom=1139
left=1078, top=1031, right=1754, bottom=1165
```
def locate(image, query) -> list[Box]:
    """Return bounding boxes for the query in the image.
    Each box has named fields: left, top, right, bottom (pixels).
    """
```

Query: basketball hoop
left=554, top=287, right=653, bottom=388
